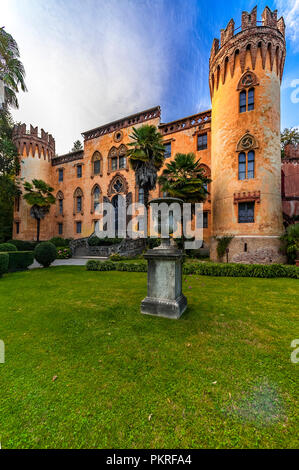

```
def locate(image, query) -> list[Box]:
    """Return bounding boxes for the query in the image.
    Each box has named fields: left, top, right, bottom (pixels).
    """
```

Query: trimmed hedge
left=34, top=242, right=57, bottom=268
left=50, top=237, right=70, bottom=247
left=8, top=240, right=37, bottom=251
left=88, top=236, right=124, bottom=247
left=0, top=253, right=9, bottom=277
left=4, top=251, right=34, bottom=272
left=86, top=260, right=299, bottom=279
left=0, top=243, right=18, bottom=252
left=86, top=260, right=147, bottom=272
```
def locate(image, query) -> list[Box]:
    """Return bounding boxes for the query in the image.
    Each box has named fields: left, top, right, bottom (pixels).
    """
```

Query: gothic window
left=58, top=223, right=63, bottom=235
left=92, top=185, right=101, bottom=213
left=238, top=71, right=258, bottom=113
left=16, top=221, right=20, bottom=234
left=238, top=153, right=246, bottom=180
left=92, top=151, right=102, bottom=176
left=197, top=133, right=208, bottom=151
left=109, top=145, right=127, bottom=172
left=238, top=202, right=255, bottom=223
left=239, top=91, right=247, bottom=113
left=56, top=191, right=64, bottom=215
left=73, top=188, right=83, bottom=214
left=15, top=196, right=20, bottom=212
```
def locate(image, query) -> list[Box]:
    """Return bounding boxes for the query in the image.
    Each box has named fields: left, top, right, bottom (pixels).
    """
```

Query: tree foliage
left=281, top=223, right=299, bottom=264
left=0, top=27, right=27, bottom=109
left=281, top=127, right=299, bottom=159
left=23, top=179, right=55, bottom=241
left=127, top=125, right=165, bottom=203
left=158, top=153, right=211, bottom=203
left=72, top=140, right=83, bottom=151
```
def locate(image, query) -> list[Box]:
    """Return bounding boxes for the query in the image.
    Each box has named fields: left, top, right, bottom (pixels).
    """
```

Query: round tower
left=12, top=124, right=55, bottom=241
left=209, top=6, right=286, bottom=263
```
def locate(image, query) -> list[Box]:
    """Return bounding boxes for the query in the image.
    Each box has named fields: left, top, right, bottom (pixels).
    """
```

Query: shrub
left=215, top=235, right=234, bottom=260
left=0, top=253, right=9, bottom=277
left=0, top=243, right=18, bottom=252
left=34, top=242, right=57, bottom=268
left=8, top=240, right=37, bottom=251
left=147, top=238, right=161, bottom=250
left=6, top=251, right=34, bottom=272
left=86, top=260, right=299, bottom=279
left=88, top=236, right=123, bottom=247
left=49, top=237, right=69, bottom=247
left=56, top=247, right=72, bottom=259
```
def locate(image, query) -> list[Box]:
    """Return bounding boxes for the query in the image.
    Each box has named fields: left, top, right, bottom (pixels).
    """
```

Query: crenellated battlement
left=209, top=6, right=286, bottom=97
left=12, top=123, right=55, bottom=160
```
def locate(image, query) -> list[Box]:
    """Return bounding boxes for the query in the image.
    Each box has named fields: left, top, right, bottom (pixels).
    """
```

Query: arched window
left=238, top=153, right=246, bottom=180
left=56, top=191, right=64, bottom=215
left=108, top=145, right=127, bottom=172
left=239, top=91, right=247, bottom=113
left=73, top=188, right=83, bottom=215
left=92, top=185, right=101, bottom=213
left=248, top=88, right=254, bottom=111
left=92, top=151, right=102, bottom=176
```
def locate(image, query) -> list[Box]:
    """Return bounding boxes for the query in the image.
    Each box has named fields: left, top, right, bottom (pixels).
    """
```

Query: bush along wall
left=5, top=251, right=34, bottom=272
left=8, top=240, right=37, bottom=251
left=86, top=260, right=299, bottom=279
left=0, top=253, right=9, bottom=277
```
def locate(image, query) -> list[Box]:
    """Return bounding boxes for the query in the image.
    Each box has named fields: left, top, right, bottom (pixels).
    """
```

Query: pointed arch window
left=237, top=71, right=258, bottom=113
left=92, top=151, right=102, bottom=176
left=91, top=185, right=101, bottom=213
left=56, top=191, right=64, bottom=215
left=108, top=145, right=128, bottom=172
left=73, top=188, right=84, bottom=215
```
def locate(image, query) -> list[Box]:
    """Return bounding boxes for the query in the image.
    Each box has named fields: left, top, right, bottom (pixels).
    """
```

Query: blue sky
left=1, top=0, right=298, bottom=154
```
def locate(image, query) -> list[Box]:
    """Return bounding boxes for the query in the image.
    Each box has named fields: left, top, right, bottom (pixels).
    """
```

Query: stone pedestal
left=141, top=248, right=187, bottom=320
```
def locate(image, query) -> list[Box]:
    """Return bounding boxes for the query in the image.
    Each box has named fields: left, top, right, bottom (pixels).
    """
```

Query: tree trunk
left=36, top=218, right=40, bottom=242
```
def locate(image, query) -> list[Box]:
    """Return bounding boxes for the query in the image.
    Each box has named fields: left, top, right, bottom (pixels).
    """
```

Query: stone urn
left=141, top=197, right=187, bottom=319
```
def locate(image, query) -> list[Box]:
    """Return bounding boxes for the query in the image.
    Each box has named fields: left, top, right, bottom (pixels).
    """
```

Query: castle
left=12, top=6, right=297, bottom=263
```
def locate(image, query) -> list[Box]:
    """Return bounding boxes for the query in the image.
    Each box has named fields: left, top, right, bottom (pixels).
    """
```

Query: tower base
left=210, top=236, right=286, bottom=264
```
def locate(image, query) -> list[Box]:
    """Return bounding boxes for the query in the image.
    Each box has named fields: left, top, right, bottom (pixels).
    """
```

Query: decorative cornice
left=159, top=110, right=211, bottom=137
left=82, top=106, right=161, bottom=141
left=52, top=150, right=84, bottom=166
left=234, top=190, right=261, bottom=204
left=209, top=7, right=286, bottom=97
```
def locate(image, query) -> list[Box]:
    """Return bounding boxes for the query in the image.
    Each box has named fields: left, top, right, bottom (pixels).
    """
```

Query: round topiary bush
left=0, top=243, right=18, bottom=252
left=34, top=242, right=57, bottom=268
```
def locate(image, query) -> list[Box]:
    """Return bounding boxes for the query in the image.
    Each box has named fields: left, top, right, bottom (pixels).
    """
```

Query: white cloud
left=275, top=0, right=299, bottom=50
left=0, top=0, right=175, bottom=153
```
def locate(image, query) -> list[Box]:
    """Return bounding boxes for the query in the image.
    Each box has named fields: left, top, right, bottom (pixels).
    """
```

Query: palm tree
left=127, top=125, right=165, bottom=206
left=281, top=223, right=299, bottom=264
left=23, top=179, right=55, bottom=242
left=158, top=153, right=211, bottom=203
left=0, top=27, right=27, bottom=109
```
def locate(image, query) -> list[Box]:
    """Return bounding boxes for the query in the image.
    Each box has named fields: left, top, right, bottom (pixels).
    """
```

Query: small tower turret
left=12, top=124, right=55, bottom=240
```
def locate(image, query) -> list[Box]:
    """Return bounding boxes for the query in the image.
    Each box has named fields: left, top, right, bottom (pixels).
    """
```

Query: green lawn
left=0, top=267, right=298, bottom=449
